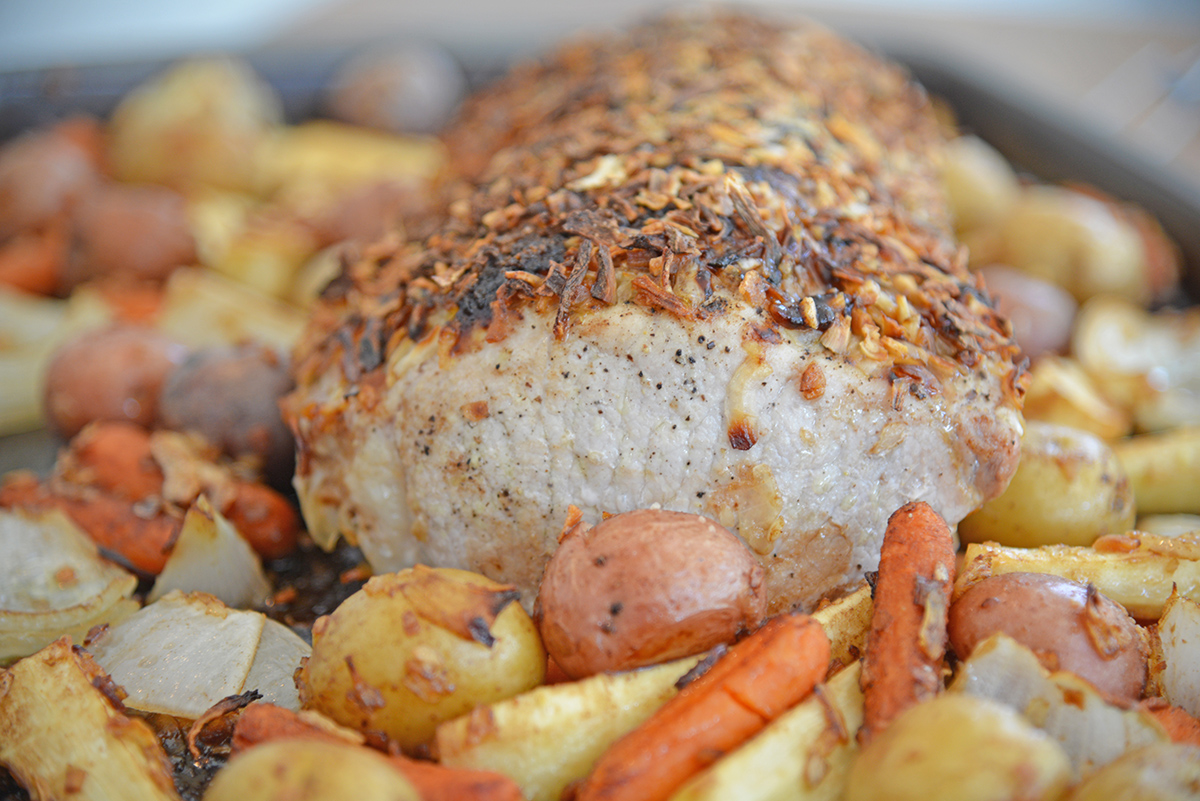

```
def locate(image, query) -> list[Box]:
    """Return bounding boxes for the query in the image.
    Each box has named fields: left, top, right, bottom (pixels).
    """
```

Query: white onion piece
left=1157, top=589, right=1200, bottom=718
left=0, top=507, right=138, bottom=662
left=148, top=495, right=271, bottom=609
left=88, top=590, right=265, bottom=719
left=950, top=633, right=1166, bottom=779
left=243, top=619, right=311, bottom=711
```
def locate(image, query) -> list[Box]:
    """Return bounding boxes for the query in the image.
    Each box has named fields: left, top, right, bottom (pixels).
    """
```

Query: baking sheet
left=1, top=45, right=1197, bottom=479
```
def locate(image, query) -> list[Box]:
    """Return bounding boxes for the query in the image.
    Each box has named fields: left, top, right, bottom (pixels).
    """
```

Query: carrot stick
left=223, top=480, right=302, bottom=559
left=63, top=421, right=165, bottom=501
left=1141, top=699, right=1200, bottom=746
left=858, top=500, right=956, bottom=745
left=54, top=492, right=180, bottom=575
left=576, top=611, right=830, bottom=801
left=232, top=702, right=362, bottom=752
left=233, top=703, right=524, bottom=801
left=93, top=279, right=165, bottom=324
left=0, top=467, right=178, bottom=575
left=389, top=755, right=525, bottom=801
left=0, top=224, right=67, bottom=295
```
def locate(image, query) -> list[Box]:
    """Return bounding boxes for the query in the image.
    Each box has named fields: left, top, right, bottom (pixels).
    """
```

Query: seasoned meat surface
left=285, top=10, right=1026, bottom=612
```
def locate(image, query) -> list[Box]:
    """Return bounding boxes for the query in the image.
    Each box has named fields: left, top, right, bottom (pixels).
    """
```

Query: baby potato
left=977, top=264, right=1077, bottom=360
left=204, top=739, right=419, bottom=801
left=297, top=566, right=545, bottom=752
left=949, top=572, right=1147, bottom=703
left=0, top=117, right=101, bottom=241
left=42, top=323, right=190, bottom=438
left=1066, top=742, right=1200, bottom=801
left=325, top=41, right=467, bottom=135
left=940, top=134, right=1020, bottom=234
left=535, top=509, right=767, bottom=679
left=106, top=58, right=282, bottom=194
left=996, top=184, right=1150, bottom=305
left=158, top=342, right=295, bottom=488
left=843, top=693, right=1071, bottom=801
left=958, top=420, right=1136, bottom=548
left=64, top=182, right=197, bottom=288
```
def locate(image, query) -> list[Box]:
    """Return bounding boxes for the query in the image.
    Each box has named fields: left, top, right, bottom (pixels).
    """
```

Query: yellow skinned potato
left=842, top=694, right=1072, bottom=801
left=958, top=420, right=1136, bottom=548
left=297, top=565, right=545, bottom=752
left=203, top=739, right=419, bottom=801
left=106, top=58, right=282, bottom=194
left=535, top=509, right=767, bottom=679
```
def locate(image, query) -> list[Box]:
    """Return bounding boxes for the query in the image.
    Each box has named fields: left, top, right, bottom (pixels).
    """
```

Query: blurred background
left=1, top=0, right=1199, bottom=184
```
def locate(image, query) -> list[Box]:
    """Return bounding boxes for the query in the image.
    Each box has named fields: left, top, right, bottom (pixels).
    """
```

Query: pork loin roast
left=284, top=11, right=1026, bottom=613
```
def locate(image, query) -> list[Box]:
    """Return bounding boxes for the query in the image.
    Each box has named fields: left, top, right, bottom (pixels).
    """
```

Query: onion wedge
left=950, top=633, right=1166, bottom=778
left=148, top=495, right=271, bottom=609
left=0, top=507, right=138, bottom=663
left=88, top=590, right=309, bottom=720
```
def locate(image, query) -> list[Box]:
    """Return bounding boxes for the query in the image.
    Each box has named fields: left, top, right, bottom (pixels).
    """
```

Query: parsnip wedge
left=0, top=638, right=179, bottom=801
left=956, top=536, right=1200, bottom=620
left=811, top=582, right=872, bottom=669
left=435, top=654, right=701, bottom=801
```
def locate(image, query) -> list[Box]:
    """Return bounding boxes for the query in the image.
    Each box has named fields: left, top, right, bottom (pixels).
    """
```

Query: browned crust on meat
left=287, top=10, right=1025, bottom=467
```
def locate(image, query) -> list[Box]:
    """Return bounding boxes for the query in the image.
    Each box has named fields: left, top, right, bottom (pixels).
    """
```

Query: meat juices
left=284, top=10, right=1026, bottom=613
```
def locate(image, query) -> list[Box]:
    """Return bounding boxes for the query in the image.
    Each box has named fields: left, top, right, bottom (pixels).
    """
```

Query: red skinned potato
left=978, top=263, right=1077, bottom=360
left=42, top=323, right=190, bottom=438
left=536, top=509, right=767, bottom=679
left=0, top=116, right=101, bottom=241
left=157, top=342, right=296, bottom=487
left=63, top=182, right=196, bottom=289
left=949, top=572, right=1147, bottom=703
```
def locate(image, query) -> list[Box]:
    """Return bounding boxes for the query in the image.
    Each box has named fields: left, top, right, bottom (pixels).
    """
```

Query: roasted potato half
left=958, top=421, right=1136, bottom=548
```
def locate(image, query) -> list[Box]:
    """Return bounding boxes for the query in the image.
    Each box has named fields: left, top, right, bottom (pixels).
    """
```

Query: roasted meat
left=284, top=10, right=1026, bottom=613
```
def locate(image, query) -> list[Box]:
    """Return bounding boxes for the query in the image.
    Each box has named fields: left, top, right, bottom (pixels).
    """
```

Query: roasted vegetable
left=535, top=508, right=766, bottom=678
left=298, top=566, right=546, bottom=752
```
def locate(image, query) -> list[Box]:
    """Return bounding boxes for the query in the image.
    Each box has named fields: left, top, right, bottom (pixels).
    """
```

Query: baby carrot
left=858, top=500, right=956, bottom=745
left=389, top=756, right=525, bottom=801
left=1141, top=700, right=1200, bottom=747
left=54, top=491, right=180, bottom=575
left=0, top=224, right=67, bottom=295
left=223, top=480, right=302, bottom=560
left=62, top=421, right=165, bottom=501
left=0, top=467, right=178, bottom=575
left=576, top=611, right=830, bottom=801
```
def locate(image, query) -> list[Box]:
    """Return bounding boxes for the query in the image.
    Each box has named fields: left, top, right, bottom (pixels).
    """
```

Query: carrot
left=0, top=223, right=67, bottom=295
left=62, top=421, right=165, bottom=501
left=232, top=702, right=361, bottom=752
left=54, top=491, right=180, bottom=575
left=0, top=471, right=51, bottom=510
left=0, top=467, right=177, bottom=575
left=223, top=480, right=302, bottom=559
left=576, top=611, right=830, bottom=801
left=233, top=703, right=524, bottom=801
left=1141, top=699, right=1200, bottom=746
left=858, top=500, right=956, bottom=745
left=93, top=279, right=165, bottom=324
left=389, top=755, right=525, bottom=801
